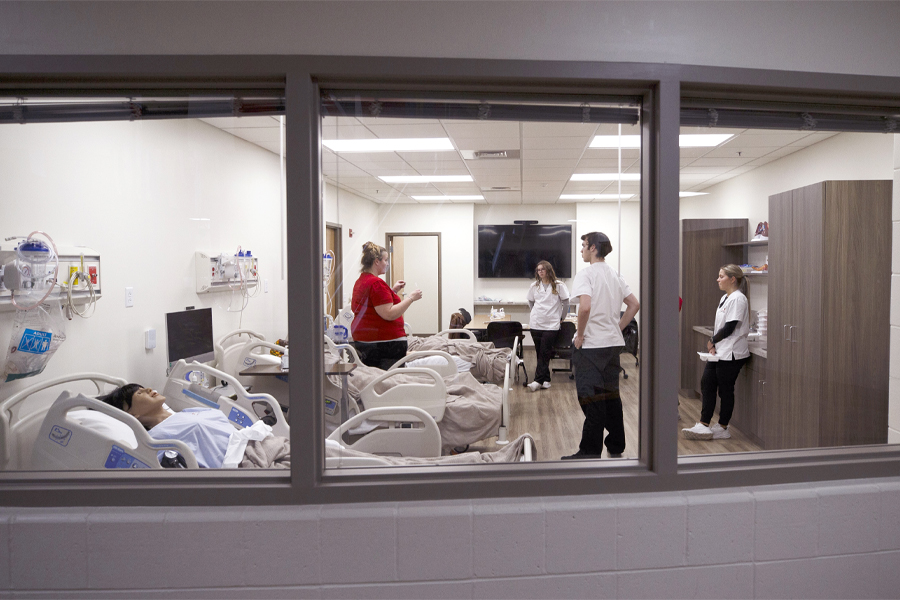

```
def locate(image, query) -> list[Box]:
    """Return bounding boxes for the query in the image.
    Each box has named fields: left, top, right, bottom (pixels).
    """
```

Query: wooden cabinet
left=763, top=180, right=891, bottom=449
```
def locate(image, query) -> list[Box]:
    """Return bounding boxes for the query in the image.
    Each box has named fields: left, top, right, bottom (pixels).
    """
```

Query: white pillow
left=68, top=409, right=139, bottom=448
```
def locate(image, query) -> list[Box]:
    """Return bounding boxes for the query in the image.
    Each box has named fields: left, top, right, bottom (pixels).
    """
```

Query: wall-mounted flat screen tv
left=478, top=224, right=572, bottom=278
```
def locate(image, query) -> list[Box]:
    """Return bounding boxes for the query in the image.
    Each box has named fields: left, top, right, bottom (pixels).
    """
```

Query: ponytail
left=720, top=264, right=750, bottom=310
left=360, top=241, right=386, bottom=273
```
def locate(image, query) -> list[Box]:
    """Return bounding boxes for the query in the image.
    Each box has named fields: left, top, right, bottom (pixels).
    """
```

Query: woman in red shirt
left=350, top=242, right=422, bottom=369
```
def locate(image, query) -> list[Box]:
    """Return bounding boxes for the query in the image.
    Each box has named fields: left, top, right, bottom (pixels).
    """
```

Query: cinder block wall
left=2, top=477, right=900, bottom=598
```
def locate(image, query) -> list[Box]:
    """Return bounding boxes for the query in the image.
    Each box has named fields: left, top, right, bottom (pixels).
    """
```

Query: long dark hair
left=533, top=260, right=559, bottom=295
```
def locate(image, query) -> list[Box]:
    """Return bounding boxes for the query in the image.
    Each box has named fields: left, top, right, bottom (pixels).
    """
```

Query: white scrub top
left=713, top=291, right=750, bottom=360
left=527, top=280, right=570, bottom=331
left=570, top=261, right=632, bottom=348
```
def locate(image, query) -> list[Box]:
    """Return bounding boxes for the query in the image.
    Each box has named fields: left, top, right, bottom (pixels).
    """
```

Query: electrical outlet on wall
left=125, top=287, right=134, bottom=308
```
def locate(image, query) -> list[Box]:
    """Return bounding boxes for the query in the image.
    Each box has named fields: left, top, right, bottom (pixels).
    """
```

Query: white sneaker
left=711, top=423, right=731, bottom=439
left=682, top=422, right=713, bottom=440
left=542, top=382, right=551, bottom=389
left=527, top=381, right=541, bottom=392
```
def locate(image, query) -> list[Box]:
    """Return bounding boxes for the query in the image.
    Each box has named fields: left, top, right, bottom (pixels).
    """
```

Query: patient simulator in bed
left=2, top=365, right=534, bottom=471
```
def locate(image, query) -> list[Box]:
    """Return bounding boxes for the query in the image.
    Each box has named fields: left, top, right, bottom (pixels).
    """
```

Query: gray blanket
left=325, top=352, right=503, bottom=450
left=406, top=336, right=511, bottom=384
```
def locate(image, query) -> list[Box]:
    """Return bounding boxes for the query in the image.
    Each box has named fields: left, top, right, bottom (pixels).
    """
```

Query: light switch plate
left=145, top=328, right=156, bottom=349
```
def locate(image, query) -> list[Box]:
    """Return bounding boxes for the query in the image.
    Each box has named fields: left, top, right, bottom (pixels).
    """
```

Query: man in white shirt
left=564, top=232, right=641, bottom=460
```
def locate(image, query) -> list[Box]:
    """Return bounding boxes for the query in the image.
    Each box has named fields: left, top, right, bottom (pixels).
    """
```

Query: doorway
left=325, top=223, right=343, bottom=320
left=386, top=233, right=441, bottom=335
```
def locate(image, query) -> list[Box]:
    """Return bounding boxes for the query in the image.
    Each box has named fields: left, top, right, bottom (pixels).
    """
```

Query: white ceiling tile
left=523, top=167, right=576, bottom=181
left=523, top=148, right=584, bottom=160
left=522, top=181, right=565, bottom=193
left=679, top=147, right=711, bottom=159
left=364, top=123, right=449, bottom=138
left=483, top=191, right=523, bottom=204
left=523, top=136, right=592, bottom=150
left=789, top=132, right=841, bottom=146
left=402, top=161, right=469, bottom=175
left=704, top=145, right=781, bottom=159
left=522, top=196, right=558, bottom=204
left=689, top=157, right=751, bottom=168
left=452, top=136, right=521, bottom=151
left=397, top=151, right=465, bottom=163
left=355, top=117, right=437, bottom=126
left=726, top=132, right=810, bottom=147
left=576, top=158, right=640, bottom=170
left=523, top=158, right=580, bottom=169
left=255, top=141, right=283, bottom=156
left=430, top=183, right=483, bottom=194
left=222, top=127, right=280, bottom=143
left=591, top=123, right=642, bottom=136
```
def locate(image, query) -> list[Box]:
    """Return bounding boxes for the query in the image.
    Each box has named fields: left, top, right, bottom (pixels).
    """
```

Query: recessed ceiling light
left=379, top=175, right=473, bottom=183
left=679, top=191, right=710, bottom=197
left=570, top=173, right=641, bottom=181
left=560, top=193, right=636, bottom=200
left=412, top=195, right=484, bottom=201
left=322, top=138, right=455, bottom=152
left=590, top=134, right=733, bottom=148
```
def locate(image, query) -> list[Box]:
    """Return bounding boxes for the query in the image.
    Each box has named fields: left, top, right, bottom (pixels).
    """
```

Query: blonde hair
left=534, top=260, right=559, bottom=295
left=720, top=264, right=750, bottom=308
left=360, top=241, right=387, bottom=273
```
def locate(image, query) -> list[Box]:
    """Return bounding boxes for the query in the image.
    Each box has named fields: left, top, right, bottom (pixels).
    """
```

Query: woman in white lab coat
left=526, top=260, right=570, bottom=392
left=682, top=264, right=751, bottom=441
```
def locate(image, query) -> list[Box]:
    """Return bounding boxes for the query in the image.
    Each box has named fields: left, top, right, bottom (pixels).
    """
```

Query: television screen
left=165, top=307, right=215, bottom=365
left=478, top=224, right=572, bottom=278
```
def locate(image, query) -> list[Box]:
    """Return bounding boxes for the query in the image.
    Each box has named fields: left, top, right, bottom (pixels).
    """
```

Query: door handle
left=790, top=325, right=797, bottom=343
left=784, top=325, right=790, bottom=341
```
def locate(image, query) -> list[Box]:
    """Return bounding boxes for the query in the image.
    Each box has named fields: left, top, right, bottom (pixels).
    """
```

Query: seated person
left=98, top=384, right=287, bottom=468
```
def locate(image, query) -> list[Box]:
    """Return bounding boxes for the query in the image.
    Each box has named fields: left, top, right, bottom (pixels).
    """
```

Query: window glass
left=320, top=93, right=643, bottom=468
left=678, top=103, right=898, bottom=455
left=0, top=94, right=290, bottom=473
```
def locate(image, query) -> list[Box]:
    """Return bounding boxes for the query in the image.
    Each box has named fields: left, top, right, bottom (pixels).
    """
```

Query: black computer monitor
left=165, top=307, right=215, bottom=365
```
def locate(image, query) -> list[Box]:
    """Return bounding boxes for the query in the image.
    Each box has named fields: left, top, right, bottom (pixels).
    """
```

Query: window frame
left=0, top=55, right=898, bottom=507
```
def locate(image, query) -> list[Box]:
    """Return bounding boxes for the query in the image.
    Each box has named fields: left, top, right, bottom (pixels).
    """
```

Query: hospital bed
left=216, top=332, right=289, bottom=404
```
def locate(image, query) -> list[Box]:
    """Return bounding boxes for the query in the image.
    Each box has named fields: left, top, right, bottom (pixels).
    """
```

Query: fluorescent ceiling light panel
left=322, top=138, right=455, bottom=153
left=412, top=195, right=484, bottom=201
left=679, top=191, right=710, bottom=197
left=379, top=175, right=473, bottom=183
left=590, top=134, right=734, bottom=148
left=560, top=193, right=635, bottom=200
left=678, top=134, right=734, bottom=147
left=570, top=173, right=640, bottom=181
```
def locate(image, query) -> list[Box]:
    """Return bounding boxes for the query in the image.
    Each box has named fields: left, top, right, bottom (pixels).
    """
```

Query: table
left=239, top=363, right=289, bottom=383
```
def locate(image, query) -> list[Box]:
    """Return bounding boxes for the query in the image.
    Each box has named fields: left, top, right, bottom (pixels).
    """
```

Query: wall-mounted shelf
left=723, top=240, right=768, bottom=247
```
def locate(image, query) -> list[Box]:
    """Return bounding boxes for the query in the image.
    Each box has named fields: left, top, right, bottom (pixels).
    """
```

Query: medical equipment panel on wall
left=0, top=241, right=101, bottom=312
left=195, top=251, right=259, bottom=294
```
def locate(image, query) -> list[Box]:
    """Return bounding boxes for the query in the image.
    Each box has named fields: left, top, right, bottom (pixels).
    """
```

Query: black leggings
left=351, top=340, right=408, bottom=370
left=700, top=356, right=749, bottom=427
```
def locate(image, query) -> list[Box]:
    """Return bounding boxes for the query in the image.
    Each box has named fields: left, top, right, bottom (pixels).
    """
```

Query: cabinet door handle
left=784, top=325, right=790, bottom=341
left=790, top=325, right=797, bottom=343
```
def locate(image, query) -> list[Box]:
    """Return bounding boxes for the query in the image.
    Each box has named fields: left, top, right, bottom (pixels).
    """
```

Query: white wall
left=0, top=119, right=286, bottom=399
left=323, top=182, right=380, bottom=309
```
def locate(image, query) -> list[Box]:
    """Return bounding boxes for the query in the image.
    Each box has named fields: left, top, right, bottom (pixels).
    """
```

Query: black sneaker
left=561, top=450, right=602, bottom=460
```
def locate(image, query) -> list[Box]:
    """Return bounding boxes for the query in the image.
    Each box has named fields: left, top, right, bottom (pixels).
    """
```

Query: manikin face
left=127, top=387, right=166, bottom=420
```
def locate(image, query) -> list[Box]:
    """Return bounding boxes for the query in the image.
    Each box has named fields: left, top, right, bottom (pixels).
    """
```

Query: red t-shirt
left=350, top=273, right=405, bottom=342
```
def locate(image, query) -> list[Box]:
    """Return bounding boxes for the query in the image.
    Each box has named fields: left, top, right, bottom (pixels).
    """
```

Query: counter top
left=692, top=325, right=767, bottom=359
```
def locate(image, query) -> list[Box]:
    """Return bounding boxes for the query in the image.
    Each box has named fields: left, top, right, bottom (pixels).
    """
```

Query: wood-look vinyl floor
left=469, top=348, right=762, bottom=461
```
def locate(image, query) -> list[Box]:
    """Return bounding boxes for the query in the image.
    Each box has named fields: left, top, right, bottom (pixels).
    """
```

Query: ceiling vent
left=460, top=149, right=521, bottom=160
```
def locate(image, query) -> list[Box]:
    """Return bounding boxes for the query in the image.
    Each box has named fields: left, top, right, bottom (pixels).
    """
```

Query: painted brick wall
left=2, top=477, right=899, bottom=598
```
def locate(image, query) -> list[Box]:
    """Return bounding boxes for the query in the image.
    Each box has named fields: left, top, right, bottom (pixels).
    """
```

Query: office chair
left=485, top=321, right=527, bottom=383
left=549, top=321, right=577, bottom=380
left=619, top=317, right=639, bottom=379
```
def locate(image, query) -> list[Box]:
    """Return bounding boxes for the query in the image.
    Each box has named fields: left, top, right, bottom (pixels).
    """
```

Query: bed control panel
left=104, top=445, right=152, bottom=469
left=228, top=406, right=253, bottom=428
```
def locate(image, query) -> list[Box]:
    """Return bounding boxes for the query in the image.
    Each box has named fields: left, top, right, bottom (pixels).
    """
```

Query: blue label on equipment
left=48, top=425, right=72, bottom=447
left=17, top=329, right=52, bottom=354
left=324, top=399, right=337, bottom=416
left=228, top=407, right=253, bottom=428
left=105, top=445, right=152, bottom=469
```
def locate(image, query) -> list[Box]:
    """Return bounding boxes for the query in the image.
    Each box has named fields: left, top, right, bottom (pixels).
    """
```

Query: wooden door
left=387, top=233, right=441, bottom=335
left=763, top=190, right=793, bottom=448
left=787, top=183, right=824, bottom=448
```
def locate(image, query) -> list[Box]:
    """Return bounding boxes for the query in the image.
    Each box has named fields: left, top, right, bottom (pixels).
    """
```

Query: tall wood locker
left=764, top=180, right=891, bottom=449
